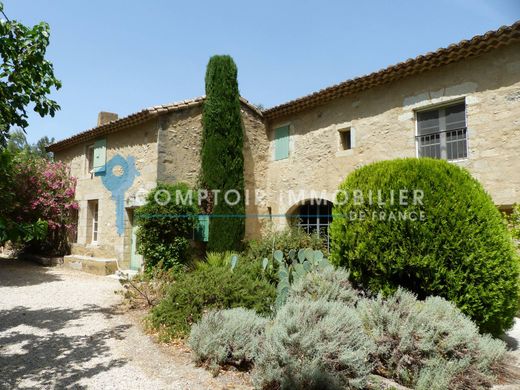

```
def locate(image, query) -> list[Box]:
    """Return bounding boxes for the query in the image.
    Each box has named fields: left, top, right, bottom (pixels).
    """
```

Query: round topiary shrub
left=329, top=158, right=520, bottom=335
left=253, top=298, right=374, bottom=389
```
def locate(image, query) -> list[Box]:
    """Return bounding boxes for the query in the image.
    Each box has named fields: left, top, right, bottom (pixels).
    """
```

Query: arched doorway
left=288, top=199, right=333, bottom=250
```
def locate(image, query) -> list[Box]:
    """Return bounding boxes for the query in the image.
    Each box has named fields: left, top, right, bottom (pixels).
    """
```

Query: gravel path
left=0, top=259, right=251, bottom=389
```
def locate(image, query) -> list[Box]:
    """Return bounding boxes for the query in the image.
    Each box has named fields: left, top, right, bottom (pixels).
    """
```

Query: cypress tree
left=201, top=55, right=245, bottom=251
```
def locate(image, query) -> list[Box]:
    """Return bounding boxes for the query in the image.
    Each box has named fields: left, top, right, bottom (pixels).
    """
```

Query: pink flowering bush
left=10, top=153, right=78, bottom=256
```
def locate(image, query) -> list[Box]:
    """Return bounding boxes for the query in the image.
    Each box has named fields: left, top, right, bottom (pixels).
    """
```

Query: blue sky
left=3, top=0, right=520, bottom=143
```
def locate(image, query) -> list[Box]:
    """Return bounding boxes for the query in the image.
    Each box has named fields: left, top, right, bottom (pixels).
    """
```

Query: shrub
left=189, top=308, right=267, bottom=374
left=246, top=226, right=327, bottom=261
left=288, top=266, right=360, bottom=306
left=200, top=55, right=245, bottom=252
left=330, top=158, right=520, bottom=335
left=135, top=183, right=199, bottom=272
left=269, top=248, right=335, bottom=309
left=149, top=259, right=275, bottom=339
left=253, top=298, right=374, bottom=390
left=118, top=267, right=175, bottom=309
left=357, top=288, right=507, bottom=389
left=9, top=153, right=77, bottom=255
left=505, top=203, right=520, bottom=243
left=194, top=251, right=236, bottom=271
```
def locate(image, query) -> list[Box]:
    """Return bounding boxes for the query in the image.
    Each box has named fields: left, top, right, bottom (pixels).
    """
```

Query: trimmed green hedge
left=330, top=158, right=520, bottom=335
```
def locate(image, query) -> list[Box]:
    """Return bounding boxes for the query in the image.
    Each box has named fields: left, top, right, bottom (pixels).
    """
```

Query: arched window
left=291, top=199, right=333, bottom=249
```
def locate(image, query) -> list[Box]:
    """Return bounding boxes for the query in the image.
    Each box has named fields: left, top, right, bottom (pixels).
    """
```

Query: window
left=293, top=200, right=333, bottom=250
left=85, top=139, right=107, bottom=175
left=416, top=102, right=467, bottom=160
left=339, top=128, right=352, bottom=150
left=274, top=125, right=289, bottom=160
left=87, top=200, right=99, bottom=244
left=86, top=144, right=95, bottom=174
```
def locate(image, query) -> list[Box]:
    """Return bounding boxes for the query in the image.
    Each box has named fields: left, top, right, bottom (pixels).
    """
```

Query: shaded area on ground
left=0, top=258, right=62, bottom=287
left=0, top=307, right=129, bottom=388
left=0, top=258, right=252, bottom=389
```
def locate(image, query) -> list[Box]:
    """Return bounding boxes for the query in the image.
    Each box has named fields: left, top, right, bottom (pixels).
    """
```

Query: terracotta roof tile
left=48, top=96, right=261, bottom=152
left=263, top=21, right=520, bottom=121
left=49, top=22, right=520, bottom=152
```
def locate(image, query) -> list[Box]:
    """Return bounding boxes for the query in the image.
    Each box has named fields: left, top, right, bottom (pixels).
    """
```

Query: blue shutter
left=93, top=139, right=107, bottom=173
left=195, top=215, right=209, bottom=242
left=274, top=126, right=289, bottom=160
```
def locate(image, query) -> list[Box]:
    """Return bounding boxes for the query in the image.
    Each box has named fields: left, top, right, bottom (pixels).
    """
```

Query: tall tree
left=6, top=129, right=55, bottom=158
left=0, top=2, right=61, bottom=146
left=32, top=135, right=55, bottom=159
left=0, top=2, right=60, bottom=245
left=201, top=55, right=245, bottom=251
left=6, top=128, right=29, bottom=153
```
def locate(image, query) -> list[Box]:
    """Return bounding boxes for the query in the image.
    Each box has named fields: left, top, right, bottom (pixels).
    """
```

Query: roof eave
left=263, top=20, right=520, bottom=122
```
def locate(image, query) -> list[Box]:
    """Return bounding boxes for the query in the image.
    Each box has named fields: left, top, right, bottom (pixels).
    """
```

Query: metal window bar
left=417, top=127, right=467, bottom=160
left=295, top=202, right=333, bottom=252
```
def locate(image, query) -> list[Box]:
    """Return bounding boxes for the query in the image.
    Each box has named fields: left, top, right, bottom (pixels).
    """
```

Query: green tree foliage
left=5, top=128, right=29, bottom=153
left=200, top=55, right=245, bottom=252
left=0, top=2, right=60, bottom=245
left=330, top=158, right=520, bottom=335
left=9, top=153, right=77, bottom=255
left=6, top=129, right=55, bottom=158
left=32, top=135, right=55, bottom=158
left=0, top=2, right=61, bottom=146
left=135, top=183, right=199, bottom=272
left=505, top=203, right=520, bottom=242
left=0, top=149, right=77, bottom=251
left=0, top=150, right=48, bottom=244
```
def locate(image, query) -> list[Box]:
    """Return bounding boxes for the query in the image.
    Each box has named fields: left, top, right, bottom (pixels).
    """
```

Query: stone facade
left=266, top=43, right=520, bottom=226
left=54, top=103, right=268, bottom=266
left=52, top=39, right=520, bottom=268
left=157, top=104, right=269, bottom=239
left=54, top=119, right=160, bottom=268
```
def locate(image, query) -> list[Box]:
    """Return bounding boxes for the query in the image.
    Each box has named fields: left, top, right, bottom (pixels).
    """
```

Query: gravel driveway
left=0, top=259, right=251, bottom=389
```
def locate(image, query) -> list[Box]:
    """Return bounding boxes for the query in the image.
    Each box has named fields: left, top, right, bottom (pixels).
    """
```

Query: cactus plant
left=230, top=254, right=238, bottom=271
left=267, top=248, right=333, bottom=310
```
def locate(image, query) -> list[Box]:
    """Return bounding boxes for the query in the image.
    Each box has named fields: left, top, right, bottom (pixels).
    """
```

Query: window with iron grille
left=294, top=200, right=333, bottom=250
left=416, top=102, right=467, bottom=161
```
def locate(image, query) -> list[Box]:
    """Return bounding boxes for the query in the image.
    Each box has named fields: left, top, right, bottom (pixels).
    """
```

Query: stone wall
left=54, top=119, right=160, bottom=266
left=266, top=43, right=520, bottom=228
left=55, top=103, right=269, bottom=264
left=54, top=41, right=520, bottom=263
left=157, top=104, right=269, bottom=240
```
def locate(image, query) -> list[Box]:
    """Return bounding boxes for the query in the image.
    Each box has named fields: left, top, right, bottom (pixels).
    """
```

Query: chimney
left=97, top=111, right=118, bottom=126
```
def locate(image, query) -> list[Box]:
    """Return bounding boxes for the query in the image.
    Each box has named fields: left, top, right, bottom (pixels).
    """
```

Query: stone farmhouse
left=48, top=22, right=520, bottom=273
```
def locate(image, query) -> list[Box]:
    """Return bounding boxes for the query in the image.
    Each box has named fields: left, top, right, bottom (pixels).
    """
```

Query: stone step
left=63, top=255, right=118, bottom=276
left=107, top=269, right=139, bottom=280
